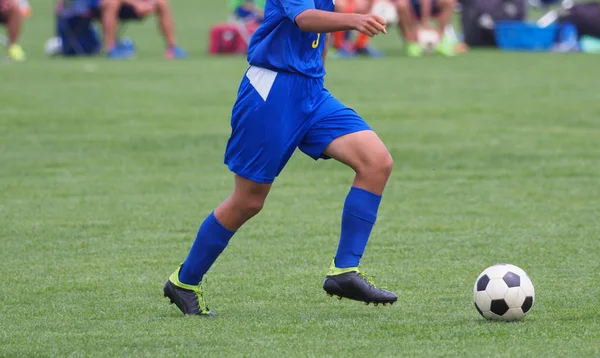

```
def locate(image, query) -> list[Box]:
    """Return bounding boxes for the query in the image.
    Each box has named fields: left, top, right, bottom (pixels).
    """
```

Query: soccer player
left=163, top=0, right=398, bottom=317
left=91, top=0, right=187, bottom=59
left=394, top=0, right=457, bottom=57
left=0, top=0, right=25, bottom=61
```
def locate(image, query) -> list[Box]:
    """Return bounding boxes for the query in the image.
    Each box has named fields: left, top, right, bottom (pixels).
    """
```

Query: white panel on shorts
left=246, top=66, right=278, bottom=101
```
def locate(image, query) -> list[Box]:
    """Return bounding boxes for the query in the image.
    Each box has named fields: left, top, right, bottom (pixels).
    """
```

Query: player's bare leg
left=395, top=0, right=417, bottom=43
left=394, top=0, right=422, bottom=56
left=152, top=0, right=176, bottom=48
left=3, top=0, right=21, bottom=45
left=433, top=0, right=457, bottom=56
left=2, top=0, right=25, bottom=61
left=100, top=0, right=121, bottom=52
left=149, top=0, right=187, bottom=58
left=164, top=175, right=271, bottom=316
left=321, top=130, right=398, bottom=305
left=433, top=0, right=455, bottom=37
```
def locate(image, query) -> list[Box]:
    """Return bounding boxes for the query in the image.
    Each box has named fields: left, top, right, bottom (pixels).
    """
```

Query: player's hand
left=351, top=14, right=387, bottom=37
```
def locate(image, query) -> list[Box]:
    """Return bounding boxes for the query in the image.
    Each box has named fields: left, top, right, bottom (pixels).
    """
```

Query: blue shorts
left=225, top=66, right=371, bottom=184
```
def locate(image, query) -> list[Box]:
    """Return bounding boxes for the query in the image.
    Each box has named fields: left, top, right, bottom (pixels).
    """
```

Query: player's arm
left=281, top=0, right=387, bottom=36
left=419, top=0, right=432, bottom=27
left=322, top=33, right=330, bottom=68
left=296, top=9, right=387, bottom=36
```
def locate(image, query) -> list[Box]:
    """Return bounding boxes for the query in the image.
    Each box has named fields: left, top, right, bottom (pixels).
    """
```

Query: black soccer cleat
left=323, top=263, right=398, bottom=305
left=163, top=266, right=216, bottom=317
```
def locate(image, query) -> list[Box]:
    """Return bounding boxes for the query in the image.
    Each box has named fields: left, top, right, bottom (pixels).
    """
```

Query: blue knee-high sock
left=178, top=212, right=235, bottom=285
left=334, top=187, right=382, bottom=268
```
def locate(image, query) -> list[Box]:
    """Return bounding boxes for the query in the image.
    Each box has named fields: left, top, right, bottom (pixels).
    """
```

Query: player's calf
left=394, top=0, right=418, bottom=41
left=2, top=0, right=25, bottom=61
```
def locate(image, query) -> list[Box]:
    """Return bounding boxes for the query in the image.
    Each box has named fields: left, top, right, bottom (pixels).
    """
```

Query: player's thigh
left=299, top=94, right=383, bottom=168
left=324, top=130, right=393, bottom=176
left=225, top=68, right=310, bottom=184
left=300, top=93, right=392, bottom=173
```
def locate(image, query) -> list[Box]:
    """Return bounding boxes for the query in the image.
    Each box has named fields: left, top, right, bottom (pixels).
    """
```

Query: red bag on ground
left=209, top=21, right=258, bottom=55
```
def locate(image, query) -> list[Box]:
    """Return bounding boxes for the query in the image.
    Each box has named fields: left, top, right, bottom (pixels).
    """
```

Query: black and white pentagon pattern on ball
left=473, top=264, right=535, bottom=321
left=476, top=274, right=489, bottom=292
left=502, top=272, right=520, bottom=288
left=506, top=263, right=535, bottom=313
left=522, top=296, right=534, bottom=313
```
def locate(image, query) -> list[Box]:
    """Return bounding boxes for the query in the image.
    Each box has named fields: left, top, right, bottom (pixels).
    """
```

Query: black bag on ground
left=460, top=0, right=528, bottom=47
left=558, top=2, right=600, bottom=39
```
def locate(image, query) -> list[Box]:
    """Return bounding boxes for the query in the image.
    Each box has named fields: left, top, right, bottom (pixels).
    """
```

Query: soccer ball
left=417, top=28, right=440, bottom=54
left=45, top=37, right=62, bottom=56
left=473, top=264, right=535, bottom=321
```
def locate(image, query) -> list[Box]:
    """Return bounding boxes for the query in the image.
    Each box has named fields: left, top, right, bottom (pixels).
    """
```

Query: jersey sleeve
left=279, top=0, right=316, bottom=24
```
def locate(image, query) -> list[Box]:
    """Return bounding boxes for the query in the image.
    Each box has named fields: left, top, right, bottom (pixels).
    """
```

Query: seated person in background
left=332, top=0, right=384, bottom=57
left=91, top=0, right=187, bottom=59
left=394, top=0, right=457, bottom=57
left=230, top=0, right=264, bottom=23
left=0, top=0, right=25, bottom=61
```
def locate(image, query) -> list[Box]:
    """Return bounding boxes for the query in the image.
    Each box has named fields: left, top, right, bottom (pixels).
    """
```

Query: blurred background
left=3, top=0, right=600, bottom=60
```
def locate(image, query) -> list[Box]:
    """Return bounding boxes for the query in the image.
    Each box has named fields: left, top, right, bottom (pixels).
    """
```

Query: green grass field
left=2, top=1, right=600, bottom=357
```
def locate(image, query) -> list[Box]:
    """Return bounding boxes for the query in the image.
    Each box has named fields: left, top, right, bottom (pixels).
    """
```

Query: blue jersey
left=247, top=0, right=334, bottom=79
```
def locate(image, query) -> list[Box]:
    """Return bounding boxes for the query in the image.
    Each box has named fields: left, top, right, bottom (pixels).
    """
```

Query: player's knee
left=376, top=151, right=394, bottom=179
left=359, top=151, right=393, bottom=181
left=238, top=195, right=265, bottom=217
left=231, top=189, right=266, bottom=217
